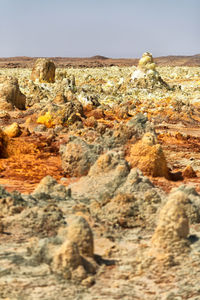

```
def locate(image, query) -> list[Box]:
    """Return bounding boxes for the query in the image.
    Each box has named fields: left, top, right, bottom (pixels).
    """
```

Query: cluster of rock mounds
left=0, top=55, right=197, bottom=187
left=0, top=151, right=200, bottom=285
left=0, top=54, right=200, bottom=297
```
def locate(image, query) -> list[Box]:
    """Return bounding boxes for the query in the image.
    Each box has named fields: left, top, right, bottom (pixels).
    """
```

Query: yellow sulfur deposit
left=37, top=111, right=55, bottom=128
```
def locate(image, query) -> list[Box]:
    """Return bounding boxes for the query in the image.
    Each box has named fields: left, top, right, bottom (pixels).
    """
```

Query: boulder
left=0, top=75, right=26, bottom=110
left=31, top=58, right=56, bottom=83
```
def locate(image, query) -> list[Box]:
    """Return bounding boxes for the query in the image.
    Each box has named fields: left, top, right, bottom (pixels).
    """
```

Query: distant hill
left=89, top=55, right=109, bottom=60
left=0, top=54, right=199, bottom=68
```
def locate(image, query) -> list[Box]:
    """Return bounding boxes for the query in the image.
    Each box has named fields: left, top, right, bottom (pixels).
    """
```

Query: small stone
left=3, top=122, right=21, bottom=138
left=182, top=165, right=197, bottom=178
left=81, top=275, right=95, bottom=287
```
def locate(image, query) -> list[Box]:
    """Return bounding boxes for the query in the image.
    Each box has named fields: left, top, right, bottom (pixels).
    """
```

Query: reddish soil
left=0, top=134, right=64, bottom=193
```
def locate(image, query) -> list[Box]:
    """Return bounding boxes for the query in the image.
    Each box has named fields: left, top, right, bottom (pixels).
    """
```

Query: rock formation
left=52, top=216, right=96, bottom=282
left=0, top=75, right=26, bottom=110
left=131, top=52, right=170, bottom=90
left=127, top=132, right=170, bottom=178
left=69, top=151, right=130, bottom=202
left=170, top=185, right=200, bottom=224
left=60, top=136, right=102, bottom=177
left=66, top=216, right=94, bottom=257
left=37, top=100, right=84, bottom=128
left=32, top=175, right=70, bottom=201
left=151, top=191, right=190, bottom=260
left=90, top=168, right=162, bottom=229
left=31, top=58, right=56, bottom=83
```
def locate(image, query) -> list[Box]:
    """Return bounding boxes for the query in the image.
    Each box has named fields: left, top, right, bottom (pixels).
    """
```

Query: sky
left=0, top=0, right=199, bottom=58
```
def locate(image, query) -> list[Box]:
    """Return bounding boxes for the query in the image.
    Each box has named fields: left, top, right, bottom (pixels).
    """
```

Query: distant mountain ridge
left=0, top=54, right=199, bottom=68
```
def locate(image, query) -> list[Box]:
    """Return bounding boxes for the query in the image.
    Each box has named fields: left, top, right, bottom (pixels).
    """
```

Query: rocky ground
left=0, top=54, right=200, bottom=299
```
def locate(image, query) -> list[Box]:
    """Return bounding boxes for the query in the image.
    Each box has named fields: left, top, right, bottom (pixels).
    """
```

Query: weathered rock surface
left=52, top=216, right=96, bottom=282
left=131, top=52, right=170, bottom=90
left=20, top=204, right=66, bottom=237
left=32, top=175, right=70, bottom=201
left=37, top=100, right=84, bottom=128
left=169, top=185, right=200, bottom=224
left=150, top=191, right=190, bottom=261
left=69, top=151, right=130, bottom=202
left=31, top=58, right=56, bottom=83
left=90, top=168, right=163, bottom=228
left=127, top=132, right=170, bottom=178
left=0, top=186, right=26, bottom=217
left=0, top=75, right=26, bottom=109
left=94, top=113, right=155, bottom=149
left=27, top=215, right=96, bottom=283
left=60, top=136, right=102, bottom=176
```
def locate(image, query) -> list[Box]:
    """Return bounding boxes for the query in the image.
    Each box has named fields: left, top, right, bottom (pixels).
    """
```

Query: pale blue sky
left=0, top=0, right=199, bottom=58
